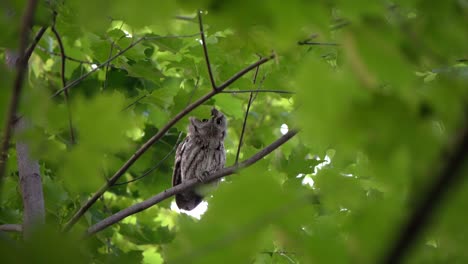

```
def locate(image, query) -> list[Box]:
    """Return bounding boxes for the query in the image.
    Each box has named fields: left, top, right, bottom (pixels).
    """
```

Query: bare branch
left=187, top=77, right=200, bottom=105
left=382, top=120, right=468, bottom=264
left=220, top=89, right=294, bottom=94
left=0, top=0, right=40, bottom=187
left=51, top=33, right=199, bottom=98
left=0, top=224, right=22, bottom=232
left=24, top=26, right=48, bottom=62
left=235, top=64, right=261, bottom=164
left=113, top=132, right=183, bottom=186
left=217, top=55, right=274, bottom=90
left=297, top=40, right=339, bottom=46
left=37, top=46, right=94, bottom=64
left=51, top=22, right=75, bottom=144
left=174, top=15, right=197, bottom=21
left=63, top=54, right=275, bottom=232
left=86, top=129, right=298, bottom=236
left=121, top=94, right=149, bottom=111
left=103, top=24, right=126, bottom=90
left=117, top=77, right=198, bottom=184
left=198, top=11, right=217, bottom=90
left=122, top=76, right=200, bottom=112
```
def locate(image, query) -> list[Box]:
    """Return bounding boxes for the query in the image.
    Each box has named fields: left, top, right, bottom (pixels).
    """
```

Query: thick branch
left=382, top=122, right=468, bottom=264
left=86, top=129, right=298, bottom=236
left=63, top=55, right=275, bottom=232
left=0, top=0, right=40, bottom=186
left=0, top=224, right=22, bottom=232
left=16, top=118, right=45, bottom=239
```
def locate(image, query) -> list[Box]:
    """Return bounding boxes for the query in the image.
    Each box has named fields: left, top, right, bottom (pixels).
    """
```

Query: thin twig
left=330, top=19, right=351, bottom=30
left=86, top=129, right=298, bottom=236
left=220, top=89, right=294, bottom=94
left=198, top=11, right=217, bottom=90
left=174, top=15, right=197, bottom=21
left=297, top=40, right=339, bottom=46
left=37, top=46, right=94, bottom=64
left=382, top=120, right=468, bottom=264
left=51, top=21, right=75, bottom=144
left=113, top=132, right=183, bottom=186
left=63, top=53, right=275, bottom=232
left=218, top=55, right=275, bottom=90
left=235, top=64, right=261, bottom=164
left=122, top=77, right=200, bottom=112
left=187, top=77, right=200, bottom=105
left=121, top=94, right=148, bottom=111
left=51, top=33, right=199, bottom=98
left=103, top=24, right=126, bottom=90
left=118, top=76, right=199, bottom=183
left=0, top=0, right=40, bottom=185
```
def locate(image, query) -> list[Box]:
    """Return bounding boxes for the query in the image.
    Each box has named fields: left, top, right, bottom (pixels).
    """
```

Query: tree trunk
left=15, top=118, right=45, bottom=239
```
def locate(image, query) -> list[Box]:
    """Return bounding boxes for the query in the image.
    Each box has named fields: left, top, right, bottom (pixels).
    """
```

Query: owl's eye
left=202, top=119, right=208, bottom=122
left=216, top=117, right=223, bottom=125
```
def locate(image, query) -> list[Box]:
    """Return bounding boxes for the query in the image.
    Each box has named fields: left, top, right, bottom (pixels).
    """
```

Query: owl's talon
left=197, top=171, right=210, bottom=183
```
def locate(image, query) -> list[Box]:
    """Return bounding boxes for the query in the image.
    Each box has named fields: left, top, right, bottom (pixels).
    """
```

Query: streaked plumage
left=172, top=108, right=227, bottom=211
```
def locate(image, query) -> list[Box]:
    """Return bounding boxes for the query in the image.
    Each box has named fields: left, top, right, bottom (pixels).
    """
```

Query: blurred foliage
left=1, top=0, right=467, bottom=263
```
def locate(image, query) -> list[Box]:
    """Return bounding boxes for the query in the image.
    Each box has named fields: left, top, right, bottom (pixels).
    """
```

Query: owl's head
left=189, top=107, right=227, bottom=139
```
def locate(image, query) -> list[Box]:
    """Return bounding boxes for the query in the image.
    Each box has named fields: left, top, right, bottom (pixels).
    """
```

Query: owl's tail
left=175, top=191, right=203, bottom=211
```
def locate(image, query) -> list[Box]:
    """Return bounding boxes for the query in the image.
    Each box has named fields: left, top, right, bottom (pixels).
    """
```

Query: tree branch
left=113, top=132, right=183, bottom=186
left=103, top=25, right=126, bottom=90
left=86, top=129, right=298, bottom=236
left=235, top=63, right=261, bottom=164
left=63, top=54, right=276, bottom=232
left=51, top=22, right=75, bottom=144
left=15, top=118, right=45, bottom=239
left=297, top=40, right=339, bottom=46
left=24, top=26, right=47, bottom=63
left=382, top=120, right=468, bottom=264
left=37, top=45, right=94, bottom=64
left=220, top=89, right=294, bottom=94
left=0, top=0, right=40, bottom=187
left=0, top=224, right=22, bottom=232
left=198, top=11, right=216, bottom=90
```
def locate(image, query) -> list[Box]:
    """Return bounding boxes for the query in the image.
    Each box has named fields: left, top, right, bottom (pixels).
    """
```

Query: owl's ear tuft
left=211, top=107, right=219, bottom=117
left=189, top=117, right=196, bottom=125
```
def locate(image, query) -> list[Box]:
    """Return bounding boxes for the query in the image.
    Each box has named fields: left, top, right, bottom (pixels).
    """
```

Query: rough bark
left=15, top=117, right=45, bottom=239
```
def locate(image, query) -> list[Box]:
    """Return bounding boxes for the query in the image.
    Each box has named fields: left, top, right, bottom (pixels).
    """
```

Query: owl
left=172, top=107, right=227, bottom=211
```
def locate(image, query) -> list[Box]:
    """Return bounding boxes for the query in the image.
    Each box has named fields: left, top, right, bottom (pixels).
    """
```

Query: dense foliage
left=0, top=0, right=467, bottom=263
